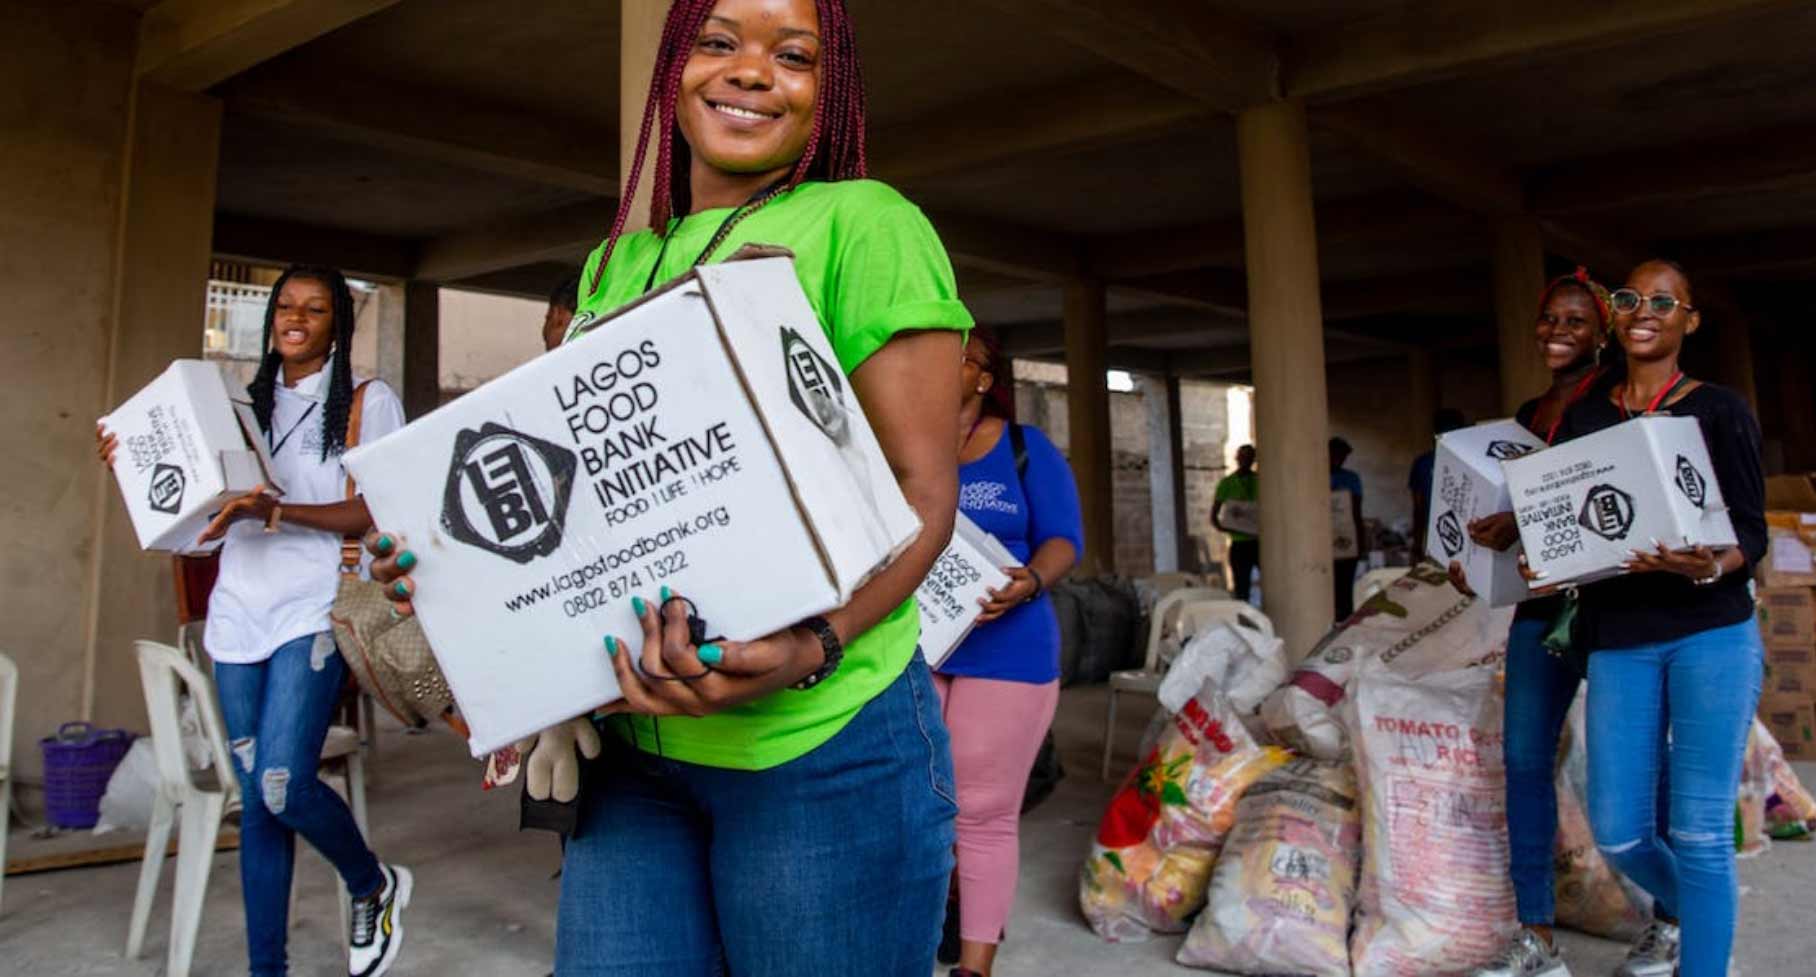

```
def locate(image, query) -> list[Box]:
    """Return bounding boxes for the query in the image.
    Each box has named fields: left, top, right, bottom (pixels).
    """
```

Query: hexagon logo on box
left=1435, top=510, right=1466, bottom=558
left=441, top=423, right=576, bottom=564
left=1578, top=484, right=1636, bottom=541
left=148, top=463, right=186, bottom=514
left=1674, top=454, right=1708, bottom=509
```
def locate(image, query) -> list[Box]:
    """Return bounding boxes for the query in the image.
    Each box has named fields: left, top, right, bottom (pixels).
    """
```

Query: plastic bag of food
left=1747, top=718, right=1816, bottom=837
left=1347, top=662, right=1517, bottom=976
left=1262, top=562, right=1512, bottom=760
left=1176, top=759, right=1361, bottom=976
left=1159, top=620, right=1287, bottom=720
left=1548, top=691, right=1652, bottom=938
left=1080, top=678, right=1290, bottom=941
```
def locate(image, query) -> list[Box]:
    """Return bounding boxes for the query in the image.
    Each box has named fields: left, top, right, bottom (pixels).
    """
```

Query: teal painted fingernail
left=604, top=636, right=617, bottom=656
left=397, top=551, right=416, bottom=571
left=661, top=585, right=672, bottom=602
left=698, top=644, right=723, bottom=666
left=375, top=534, right=394, bottom=554
left=392, top=580, right=410, bottom=598
left=631, top=596, right=646, bottom=616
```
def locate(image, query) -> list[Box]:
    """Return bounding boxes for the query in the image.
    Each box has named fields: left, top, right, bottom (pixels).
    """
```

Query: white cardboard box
left=100, top=360, right=280, bottom=552
left=1216, top=493, right=1358, bottom=555
left=1502, top=415, right=1737, bottom=588
left=345, top=257, right=922, bottom=756
left=915, top=512, right=1016, bottom=669
left=1218, top=499, right=1260, bottom=537
left=1330, top=489, right=1360, bottom=560
left=1426, top=420, right=1547, bottom=606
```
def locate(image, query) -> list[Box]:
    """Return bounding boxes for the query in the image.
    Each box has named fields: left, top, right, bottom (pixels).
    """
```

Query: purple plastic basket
left=41, top=721, right=135, bottom=829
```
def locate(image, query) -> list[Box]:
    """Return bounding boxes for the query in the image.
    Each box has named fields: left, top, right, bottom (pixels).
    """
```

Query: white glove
left=516, top=717, right=603, bottom=803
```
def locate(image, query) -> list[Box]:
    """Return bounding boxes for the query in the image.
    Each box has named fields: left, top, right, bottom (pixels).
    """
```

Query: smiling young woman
left=1544, top=260, right=1766, bottom=977
left=366, top=1, right=971, bottom=974
left=98, top=265, right=414, bottom=977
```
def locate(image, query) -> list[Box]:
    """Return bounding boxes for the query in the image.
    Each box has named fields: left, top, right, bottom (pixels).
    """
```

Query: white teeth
left=712, top=102, right=769, bottom=120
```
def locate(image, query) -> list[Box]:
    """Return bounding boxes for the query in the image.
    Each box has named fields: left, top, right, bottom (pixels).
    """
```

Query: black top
left=1511, top=397, right=1567, bottom=623
left=1554, top=383, right=1767, bottom=650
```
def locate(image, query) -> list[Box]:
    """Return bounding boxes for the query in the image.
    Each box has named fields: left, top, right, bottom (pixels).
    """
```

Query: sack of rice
left=1176, top=759, right=1361, bottom=976
left=1347, top=662, right=1517, bottom=976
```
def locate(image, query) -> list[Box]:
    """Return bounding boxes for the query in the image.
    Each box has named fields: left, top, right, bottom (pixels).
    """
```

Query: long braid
left=246, top=264, right=359, bottom=460
left=587, top=0, right=870, bottom=299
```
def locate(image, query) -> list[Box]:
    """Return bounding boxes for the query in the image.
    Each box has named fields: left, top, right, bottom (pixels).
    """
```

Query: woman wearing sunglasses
left=1534, top=260, right=1765, bottom=977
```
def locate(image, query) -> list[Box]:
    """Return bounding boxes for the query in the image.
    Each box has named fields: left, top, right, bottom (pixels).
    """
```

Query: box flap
left=695, top=258, right=923, bottom=596
left=1437, top=418, right=1545, bottom=480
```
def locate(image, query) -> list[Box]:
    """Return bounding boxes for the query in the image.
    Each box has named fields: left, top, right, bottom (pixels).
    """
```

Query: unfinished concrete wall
left=1, top=0, right=138, bottom=786
left=1, top=1, right=221, bottom=791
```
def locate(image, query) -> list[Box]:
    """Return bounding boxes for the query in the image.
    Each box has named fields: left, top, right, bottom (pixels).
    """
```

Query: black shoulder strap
left=1009, top=421, right=1029, bottom=481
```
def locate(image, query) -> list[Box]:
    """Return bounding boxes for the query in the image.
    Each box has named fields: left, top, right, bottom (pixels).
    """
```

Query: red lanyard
left=1544, top=368, right=1603, bottom=445
left=1618, top=371, right=1684, bottom=421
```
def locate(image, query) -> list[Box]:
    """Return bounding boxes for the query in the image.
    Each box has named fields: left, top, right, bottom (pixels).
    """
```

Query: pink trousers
left=932, top=672, right=1061, bottom=944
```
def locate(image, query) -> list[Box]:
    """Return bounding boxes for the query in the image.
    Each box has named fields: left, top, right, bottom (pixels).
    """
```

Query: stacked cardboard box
left=1759, top=506, right=1816, bottom=759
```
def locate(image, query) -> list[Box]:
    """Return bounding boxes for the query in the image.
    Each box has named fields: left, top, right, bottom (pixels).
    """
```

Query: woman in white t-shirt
left=99, top=266, right=413, bottom=977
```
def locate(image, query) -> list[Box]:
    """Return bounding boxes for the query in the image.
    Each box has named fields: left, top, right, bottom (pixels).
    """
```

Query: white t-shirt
left=205, top=371, right=406, bottom=665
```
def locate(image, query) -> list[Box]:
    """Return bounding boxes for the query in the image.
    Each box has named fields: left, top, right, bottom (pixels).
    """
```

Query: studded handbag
left=328, top=381, right=467, bottom=735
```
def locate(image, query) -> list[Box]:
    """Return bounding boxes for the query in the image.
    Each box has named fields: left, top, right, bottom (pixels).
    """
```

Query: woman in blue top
left=934, top=331, right=1082, bottom=977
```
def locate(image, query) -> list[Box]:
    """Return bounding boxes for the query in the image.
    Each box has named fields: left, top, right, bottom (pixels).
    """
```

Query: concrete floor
left=6, top=686, right=1816, bottom=976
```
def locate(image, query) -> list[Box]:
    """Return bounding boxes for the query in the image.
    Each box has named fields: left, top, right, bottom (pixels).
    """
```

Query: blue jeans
left=555, top=657, right=958, bottom=976
left=1503, top=616, right=1582, bottom=925
left=1587, top=620, right=1763, bottom=977
left=216, top=632, right=383, bottom=977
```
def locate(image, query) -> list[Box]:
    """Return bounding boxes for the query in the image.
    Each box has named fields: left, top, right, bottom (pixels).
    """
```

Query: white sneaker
left=348, top=863, right=412, bottom=977
left=1470, top=928, right=1572, bottom=977
left=1613, top=919, right=1680, bottom=977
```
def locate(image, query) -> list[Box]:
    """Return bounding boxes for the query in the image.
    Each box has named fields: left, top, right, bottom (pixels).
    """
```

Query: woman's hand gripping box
left=344, top=257, right=921, bottom=755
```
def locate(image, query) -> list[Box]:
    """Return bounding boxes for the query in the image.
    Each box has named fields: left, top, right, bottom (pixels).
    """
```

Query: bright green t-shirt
left=567, top=179, right=973, bottom=770
left=1214, top=470, right=1259, bottom=542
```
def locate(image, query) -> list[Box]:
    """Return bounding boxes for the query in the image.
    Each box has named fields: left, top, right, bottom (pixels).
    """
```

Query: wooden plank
left=6, top=828, right=240, bottom=877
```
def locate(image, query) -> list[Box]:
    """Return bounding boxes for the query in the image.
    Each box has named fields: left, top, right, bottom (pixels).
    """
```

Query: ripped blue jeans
left=216, top=631, right=383, bottom=977
left=1586, top=619, right=1764, bottom=977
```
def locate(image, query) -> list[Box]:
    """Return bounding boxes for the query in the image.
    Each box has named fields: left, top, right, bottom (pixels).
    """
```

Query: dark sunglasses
left=1610, top=288, right=1695, bottom=316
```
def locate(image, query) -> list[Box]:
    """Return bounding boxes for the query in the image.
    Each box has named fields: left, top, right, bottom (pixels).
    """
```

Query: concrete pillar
left=1493, top=217, right=1549, bottom=416
left=1064, top=277, right=1114, bottom=576
left=375, top=282, right=407, bottom=394
left=1144, top=374, right=1189, bottom=573
left=1236, top=99, right=1333, bottom=660
left=619, top=0, right=667, bottom=235
left=84, top=82, right=225, bottom=731
left=403, top=281, right=440, bottom=418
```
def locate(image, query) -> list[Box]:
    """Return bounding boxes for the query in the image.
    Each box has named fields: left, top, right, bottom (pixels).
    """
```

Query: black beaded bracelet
left=1023, top=565, right=1046, bottom=602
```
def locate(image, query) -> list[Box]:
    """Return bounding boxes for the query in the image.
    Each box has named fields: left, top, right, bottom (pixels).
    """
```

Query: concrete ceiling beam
left=1671, top=225, right=1816, bottom=278
left=212, top=213, right=417, bottom=281
left=976, top=0, right=1279, bottom=110
left=1530, top=126, right=1816, bottom=215
left=414, top=199, right=618, bottom=283
left=869, top=75, right=1210, bottom=186
left=926, top=211, right=1084, bottom=282
left=1086, top=190, right=1473, bottom=279
left=137, top=0, right=404, bottom=92
left=223, top=70, right=619, bottom=196
left=1309, top=102, right=1527, bottom=217
left=1284, top=0, right=1803, bottom=102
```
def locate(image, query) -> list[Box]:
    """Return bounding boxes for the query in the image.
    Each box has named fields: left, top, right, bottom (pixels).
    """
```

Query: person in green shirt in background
left=1212, top=443, right=1259, bottom=602
left=370, top=1, right=970, bottom=974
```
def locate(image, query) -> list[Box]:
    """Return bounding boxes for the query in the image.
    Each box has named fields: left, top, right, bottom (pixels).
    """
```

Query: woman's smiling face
left=677, top=0, right=822, bottom=182
left=1535, top=285, right=1601, bottom=372
left=1615, top=261, right=1699, bottom=362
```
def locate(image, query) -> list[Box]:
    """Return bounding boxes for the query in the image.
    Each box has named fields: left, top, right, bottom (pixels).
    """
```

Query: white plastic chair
left=127, top=641, right=368, bottom=977
left=1102, top=588, right=1227, bottom=780
left=0, top=652, right=16, bottom=916
left=1353, top=567, right=1408, bottom=610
